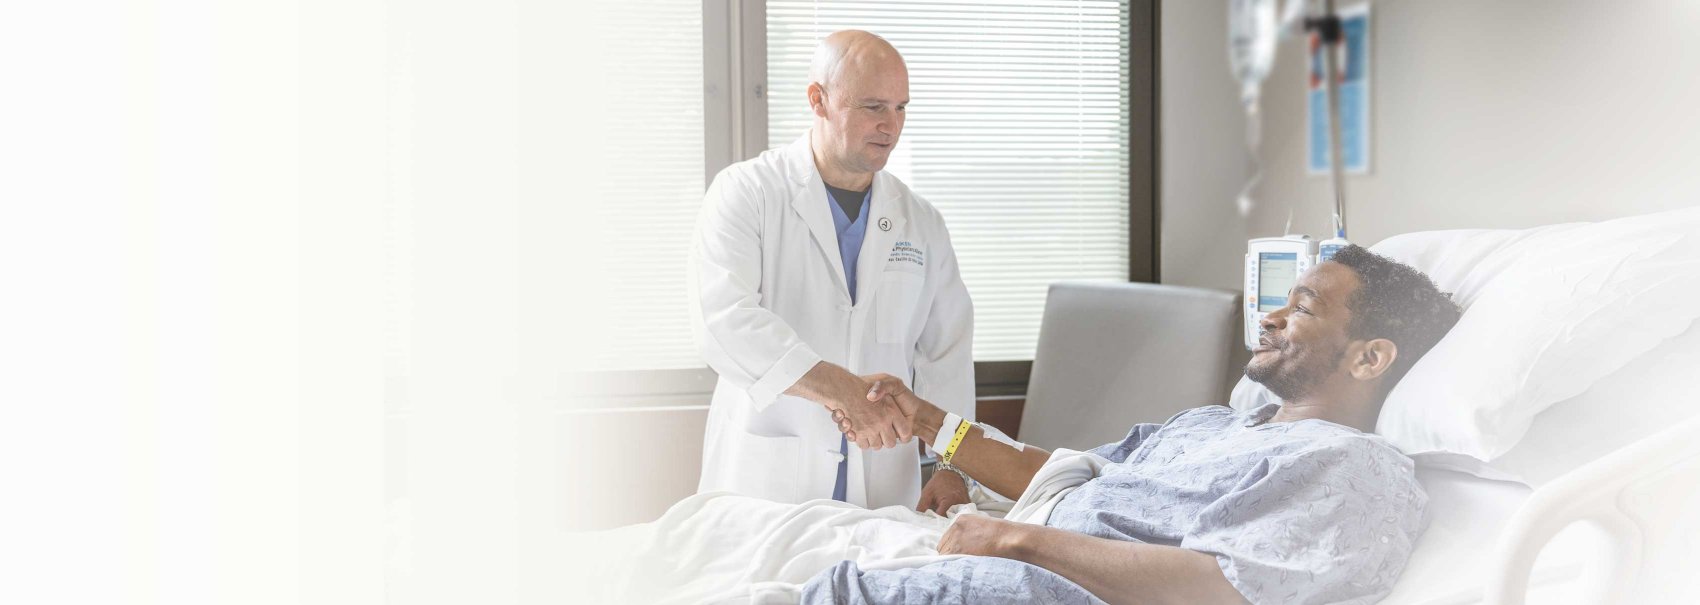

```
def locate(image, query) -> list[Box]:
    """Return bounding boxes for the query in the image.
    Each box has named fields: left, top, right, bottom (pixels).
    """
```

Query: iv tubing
left=1321, top=0, right=1348, bottom=239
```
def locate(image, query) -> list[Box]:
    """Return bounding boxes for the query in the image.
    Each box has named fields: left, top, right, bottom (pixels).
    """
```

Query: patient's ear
left=1350, top=339, right=1397, bottom=381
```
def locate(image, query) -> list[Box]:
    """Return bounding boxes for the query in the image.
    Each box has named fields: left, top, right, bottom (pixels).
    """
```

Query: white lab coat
left=689, top=133, right=976, bottom=509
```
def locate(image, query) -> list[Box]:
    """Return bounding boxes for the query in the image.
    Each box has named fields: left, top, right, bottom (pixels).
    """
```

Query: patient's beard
left=1246, top=341, right=1346, bottom=402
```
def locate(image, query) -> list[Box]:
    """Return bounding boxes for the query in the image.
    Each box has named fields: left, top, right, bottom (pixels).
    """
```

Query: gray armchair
left=1016, top=282, right=1241, bottom=451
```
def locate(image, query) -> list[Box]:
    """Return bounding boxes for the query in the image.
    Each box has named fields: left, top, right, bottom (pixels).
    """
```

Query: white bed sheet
left=569, top=450, right=1104, bottom=604
left=569, top=465, right=1613, bottom=604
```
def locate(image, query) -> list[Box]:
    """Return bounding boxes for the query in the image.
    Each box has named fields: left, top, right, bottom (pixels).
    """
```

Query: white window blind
left=767, top=0, right=1131, bottom=361
left=593, top=0, right=707, bottom=371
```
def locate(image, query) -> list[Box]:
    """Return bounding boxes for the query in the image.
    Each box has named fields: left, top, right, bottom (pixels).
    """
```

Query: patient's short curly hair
left=1329, top=245, right=1463, bottom=397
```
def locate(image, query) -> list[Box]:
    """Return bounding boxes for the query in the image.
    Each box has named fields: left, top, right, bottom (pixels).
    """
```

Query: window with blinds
left=767, top=0, right=1132, bottom=361
left=592, top=0, right=707, bottom=371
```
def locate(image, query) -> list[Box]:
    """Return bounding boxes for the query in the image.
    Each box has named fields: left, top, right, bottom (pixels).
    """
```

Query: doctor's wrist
left=788, top=361, right=861, bottom=410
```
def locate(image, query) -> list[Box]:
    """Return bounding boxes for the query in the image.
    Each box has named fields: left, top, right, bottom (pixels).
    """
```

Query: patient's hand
left=937, top=514, right=1023, bottom=558
left=917, top=470, right=970, bottom=515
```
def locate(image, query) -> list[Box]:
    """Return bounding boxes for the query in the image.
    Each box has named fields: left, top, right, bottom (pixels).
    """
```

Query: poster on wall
left=1308, top=4, right=1370, bottom=175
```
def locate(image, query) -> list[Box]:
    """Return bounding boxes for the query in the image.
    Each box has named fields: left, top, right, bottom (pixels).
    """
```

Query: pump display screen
left=1257, top=252, right=1299, bottom=312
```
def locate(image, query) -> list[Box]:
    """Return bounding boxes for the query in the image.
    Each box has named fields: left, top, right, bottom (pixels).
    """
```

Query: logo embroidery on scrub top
left=888, top=241, right=924, bottom=267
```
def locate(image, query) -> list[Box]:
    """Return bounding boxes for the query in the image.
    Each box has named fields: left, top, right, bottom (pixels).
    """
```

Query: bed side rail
left=1484, top=413, right=1700, bottom=605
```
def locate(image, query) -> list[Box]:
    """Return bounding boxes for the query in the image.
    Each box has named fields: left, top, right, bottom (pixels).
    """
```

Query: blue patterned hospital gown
left=801, top=403, right=1427, bottom=605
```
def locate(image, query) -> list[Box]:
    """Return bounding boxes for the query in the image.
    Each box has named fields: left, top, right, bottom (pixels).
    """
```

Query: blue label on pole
left=1308, top=6, right=1370, bottom=175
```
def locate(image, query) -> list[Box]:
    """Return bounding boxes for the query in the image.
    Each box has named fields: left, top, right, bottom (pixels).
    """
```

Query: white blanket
left=573, top=449, right=1107, bottom=604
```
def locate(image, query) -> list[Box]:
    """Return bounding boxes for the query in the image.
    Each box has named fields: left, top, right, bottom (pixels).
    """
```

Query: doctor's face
left=1246, top=262, right=1361, bottom=401
left=813, top=56, right=909, bottom=175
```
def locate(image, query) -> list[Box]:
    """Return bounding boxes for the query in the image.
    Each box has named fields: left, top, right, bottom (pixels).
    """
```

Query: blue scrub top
left=829, top=184, right=871, bottom=502
left=830, top=186, right=872, bottom=303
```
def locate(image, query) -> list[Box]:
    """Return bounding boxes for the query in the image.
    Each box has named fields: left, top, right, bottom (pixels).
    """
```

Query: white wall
left=3, top=2, right=631, bottom=604
left=29, top=3, right=1697, bottom=603
left=1157, top=0, right=1257, bottom=290
left=3, top=2, right=391, bottom=603
left=1160, top=0, right=1700, bottom=291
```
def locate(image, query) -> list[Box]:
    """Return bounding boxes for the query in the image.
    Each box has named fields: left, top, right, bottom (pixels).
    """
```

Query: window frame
left=572, top=0, right=1157, bottom=410
left=704, top=0, right=769, bottom=186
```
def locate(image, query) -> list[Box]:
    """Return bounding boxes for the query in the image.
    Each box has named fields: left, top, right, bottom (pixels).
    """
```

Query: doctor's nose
left=884, top=111, right=904, bottom=133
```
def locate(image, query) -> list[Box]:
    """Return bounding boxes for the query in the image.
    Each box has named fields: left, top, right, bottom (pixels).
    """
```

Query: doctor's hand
left=789, top=362, right=912, bottom=450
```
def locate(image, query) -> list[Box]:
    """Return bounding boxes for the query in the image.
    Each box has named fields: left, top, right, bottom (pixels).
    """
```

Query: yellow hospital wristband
left=940, top=418, right=972, bottom=465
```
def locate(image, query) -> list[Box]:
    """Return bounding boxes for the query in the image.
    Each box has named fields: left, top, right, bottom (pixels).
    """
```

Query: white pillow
left=1488, top=316, right=1700, bottom=485
left=1230, top=222, right=1584, bottom=414
left=1228, top=223, right=1583, bottom=414
left=1361, top=223, right=1586, bottom=308
left=1232, top=205, right=1700, bottom=465
left=1378, top=205, right=1700, bottom=460
left=1227, top=375, right=1278, bottom=412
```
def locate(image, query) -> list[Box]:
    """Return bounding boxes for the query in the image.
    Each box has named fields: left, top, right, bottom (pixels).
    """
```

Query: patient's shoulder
left=1332, top=430, right=1412, bottom=464
left=1293, top=431, right=1421, bottom=486
left=1271, top=414, right=1413, bottom=461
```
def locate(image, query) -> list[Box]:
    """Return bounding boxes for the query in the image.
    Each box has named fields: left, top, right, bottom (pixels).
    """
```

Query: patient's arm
left=940, top=515, right=1248, bottom=605
left=862, top=374, right=1052, bottom=500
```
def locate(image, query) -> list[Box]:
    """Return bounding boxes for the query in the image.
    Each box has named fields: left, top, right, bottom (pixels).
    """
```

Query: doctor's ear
left=807, top=82, right=829, bottom=117
left=1349, top=339, right=1397, bottom=381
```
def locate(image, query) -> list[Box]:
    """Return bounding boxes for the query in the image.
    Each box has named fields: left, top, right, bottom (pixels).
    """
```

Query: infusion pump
left=1244, top=235, right=1350, bottom=349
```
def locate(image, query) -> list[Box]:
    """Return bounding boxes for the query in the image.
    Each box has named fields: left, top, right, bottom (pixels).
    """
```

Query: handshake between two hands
left=817, top=370, right=973, bottom=515
left=826, top=373, right=924, bottom=451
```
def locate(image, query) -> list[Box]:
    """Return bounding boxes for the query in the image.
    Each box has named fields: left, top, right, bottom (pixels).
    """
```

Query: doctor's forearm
left=784, top=362, right=863, bottom=409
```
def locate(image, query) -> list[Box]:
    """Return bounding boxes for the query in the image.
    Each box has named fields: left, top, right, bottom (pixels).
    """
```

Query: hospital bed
left=1015, top=207, right=1700, bottom=604
left=582, top=207, right=1700, bottom=604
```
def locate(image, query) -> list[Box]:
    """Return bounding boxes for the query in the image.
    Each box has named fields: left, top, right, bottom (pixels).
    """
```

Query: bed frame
left=1486, top=412, right=1700, bottom=604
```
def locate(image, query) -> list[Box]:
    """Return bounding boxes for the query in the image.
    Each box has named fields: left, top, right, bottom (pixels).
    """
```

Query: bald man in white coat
left=690, top=30, right=976, bottom=511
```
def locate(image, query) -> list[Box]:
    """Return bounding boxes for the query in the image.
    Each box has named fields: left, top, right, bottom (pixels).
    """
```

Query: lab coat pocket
left=877, top=271, right=925, bottom=344
left=736, top=432, right=806, bottom=503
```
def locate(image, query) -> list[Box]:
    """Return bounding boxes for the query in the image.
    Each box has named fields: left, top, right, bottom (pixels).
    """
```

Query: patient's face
left=1246, top=263, right=1361, bottom=401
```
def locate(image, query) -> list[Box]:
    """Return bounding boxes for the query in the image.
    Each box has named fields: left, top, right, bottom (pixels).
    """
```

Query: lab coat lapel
left=783, top=135, right=851, bottom=299
left=854, top=173, right=907, bottom=308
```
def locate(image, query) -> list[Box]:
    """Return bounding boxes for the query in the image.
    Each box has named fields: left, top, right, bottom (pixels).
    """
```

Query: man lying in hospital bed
left=585, top=245, right=1463, bottom=605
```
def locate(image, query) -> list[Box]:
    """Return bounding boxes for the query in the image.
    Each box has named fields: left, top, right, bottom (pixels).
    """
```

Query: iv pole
left=1310, top=0, right=1348, bottom=240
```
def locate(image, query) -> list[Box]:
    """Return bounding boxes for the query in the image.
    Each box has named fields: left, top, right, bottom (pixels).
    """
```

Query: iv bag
left=1229, top=0, right=1278, bottom=216
left=1227, top=0, right=1278, bottom=112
